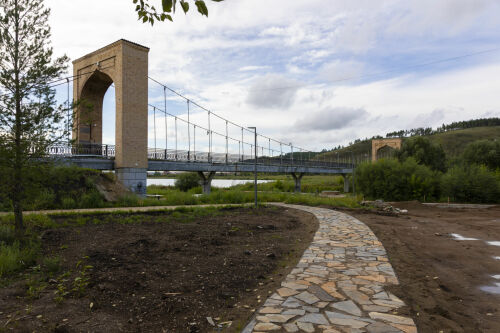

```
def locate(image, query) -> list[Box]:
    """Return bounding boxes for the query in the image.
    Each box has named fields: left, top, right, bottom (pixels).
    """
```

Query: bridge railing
left=147, top=148, right=352, bottom=169
left=47, top=144, right=115, bottom=158
left=47, top=144, right=353, bottom=170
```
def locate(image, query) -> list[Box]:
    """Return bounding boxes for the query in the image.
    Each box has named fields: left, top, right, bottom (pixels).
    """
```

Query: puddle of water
left=480, top=283, right=500, bottom=295
left=487, top=241, right=500, bottom=246
left=450, top=233, right=479, bottom=241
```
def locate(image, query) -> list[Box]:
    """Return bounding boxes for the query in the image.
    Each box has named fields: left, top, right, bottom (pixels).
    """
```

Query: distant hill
left=318, top=126, right=500, bottom=161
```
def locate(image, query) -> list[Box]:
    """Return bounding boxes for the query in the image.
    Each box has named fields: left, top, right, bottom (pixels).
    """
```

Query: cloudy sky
left=46, top=0, right=500, bottom=154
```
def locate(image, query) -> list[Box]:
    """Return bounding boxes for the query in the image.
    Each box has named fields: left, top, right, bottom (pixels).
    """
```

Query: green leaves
left=180, top=0, right=189, bottom=14
left=194, top=1, right=208, bottom=16
left=133, top=0, right=224, bottom=23
left=162, top=0, right=173, bottom=12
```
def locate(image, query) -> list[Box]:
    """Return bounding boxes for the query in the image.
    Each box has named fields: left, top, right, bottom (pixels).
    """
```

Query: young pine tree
left=0, top=0, right=69, bottom=234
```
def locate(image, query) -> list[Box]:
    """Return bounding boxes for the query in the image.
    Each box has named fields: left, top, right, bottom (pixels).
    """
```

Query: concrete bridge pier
left=291, top=172, right=304, bottom=193
left=198, top=171, right=216, bottom=195
left=116, top=168, right=147, bottom=196
left=342, top=174, right=350, bottom=193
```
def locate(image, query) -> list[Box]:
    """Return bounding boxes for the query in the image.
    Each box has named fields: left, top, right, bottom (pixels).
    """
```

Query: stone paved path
left=245, top=204, right=417, bottom=333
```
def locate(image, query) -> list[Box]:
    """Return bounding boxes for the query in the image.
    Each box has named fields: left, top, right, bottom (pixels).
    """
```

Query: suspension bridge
left=48, top=40, right=356, bottom=195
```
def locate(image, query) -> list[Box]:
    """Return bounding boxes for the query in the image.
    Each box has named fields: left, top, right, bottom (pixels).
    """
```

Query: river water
left=147, top=179, right=272, bottom=188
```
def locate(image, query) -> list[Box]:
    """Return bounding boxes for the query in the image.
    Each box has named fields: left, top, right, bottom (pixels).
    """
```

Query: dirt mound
left=94, top=173, right=133, bottom=201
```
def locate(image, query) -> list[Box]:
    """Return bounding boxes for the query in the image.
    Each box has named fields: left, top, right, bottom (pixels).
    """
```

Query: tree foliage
left=462, top=139, right=500, bottom=170
left=386, top=117, right=500, bottom=138
left=355, top=158, right=441, bottom=201
left=397, top=136, right=447, bottom=172
left=174, top=172, right=200, bottom=192
left=0, top=0, right=69, bottom=232
left=441, top=164, right=500, bottom=203
left=133, top=0, right=224, bottom=25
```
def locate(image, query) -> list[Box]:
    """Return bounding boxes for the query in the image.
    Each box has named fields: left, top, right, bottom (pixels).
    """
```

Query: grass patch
left=0, top=239, right=40, bottom=278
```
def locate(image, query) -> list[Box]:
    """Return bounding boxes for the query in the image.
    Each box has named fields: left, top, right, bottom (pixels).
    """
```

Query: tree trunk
left=13, top=0, right=24, bottom=235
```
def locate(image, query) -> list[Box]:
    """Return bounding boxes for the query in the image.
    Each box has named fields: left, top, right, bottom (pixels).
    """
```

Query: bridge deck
left=58, top=157, right=353, bottom=174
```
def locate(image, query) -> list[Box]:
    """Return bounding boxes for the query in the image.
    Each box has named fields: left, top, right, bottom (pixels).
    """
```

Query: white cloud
left=43, top=0, right=500, bottom=152
left=246, top=74, right=301, bottom=109
left=294, top=107, right=369, bottom=132
left=319, top=60, right=365, bottom=83
left=239, top=66, right=271, bottom=72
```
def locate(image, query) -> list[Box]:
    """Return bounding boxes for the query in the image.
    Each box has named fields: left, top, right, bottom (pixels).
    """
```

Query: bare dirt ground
left=0, top=206, right=317, bottom=332
left=344, top=202, right=500, bottom=333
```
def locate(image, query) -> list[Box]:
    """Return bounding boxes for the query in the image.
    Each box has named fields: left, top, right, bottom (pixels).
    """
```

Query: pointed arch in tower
left=72, top=40, right=150, bottom=195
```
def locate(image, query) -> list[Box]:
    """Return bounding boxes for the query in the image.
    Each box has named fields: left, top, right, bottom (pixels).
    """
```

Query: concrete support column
left=116, top=168, right=147, bottom=196
left=343, top=174, right=350, bottom=193
left=198, top=171, right=216, bottom=195
left=291, top=172, right=304, bottom=193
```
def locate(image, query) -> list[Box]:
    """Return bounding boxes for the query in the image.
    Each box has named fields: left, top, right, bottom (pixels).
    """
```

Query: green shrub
left=116, top=194, right=140, bottom=207
left=355, top=158, right=441, bottom=201
left=462, top=140, right=500, bottom=170
left=42, top=256, right=61, bottom=275
left=0, top=225, right=15, bottom=245
left=31, top=189, right=56, bottom=210
left=61, top=197, right=77, bottom=209
left=0, top=240, right=40, bottom=277
left=0, top=165, right=104, bottom=212
left=175, top=172, right=200, bottom=192
left=24, top=214, right=57, bottom=229
left=79, top=191, right=105, bottom=208
left=441, top=164, right=500, bottom=203
left=397, top=136, right=447, bottom=172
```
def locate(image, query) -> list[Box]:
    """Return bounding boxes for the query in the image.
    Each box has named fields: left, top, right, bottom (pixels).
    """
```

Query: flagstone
left=298, top=313, right=329, bottom=325
left=282, top=309, right=306, bottom=316
left=372, top=299, right=404, bottom=308
left=283, top=323, right=299, bottom=332
left=253, top=322, right=281, bottom=331
left=295, top=291, right=320, bottom=304
left=368, top=312, right=415, bottom=325
left=302, top=306, right=320, bottom=313
left=343, top=290, right=372, bottom=305
left=365, top=322, right=402, bottom=333
left=372, top=291, right=389, bottom=299
left=246, top=205, right=417, bottom=333
left=308, top=285, right=336, bottom=302
left=263, top=314, right=296, bottom=323
left=278, top=288, right=300, bottom=297
left=318, top=325, right=343, bottom=333
left=390, top=323, right=418, bottom=333
left=362, top=305, right=392, bottom=313
left=282, top=297, right=301, bottom=308
left=331, top=300, right=362, bottom=316
left=297, top=322, right=315, bottom=333
left=357, top=275, right=386, bottom=283
left=282, top=282, right=309, bottom=290
left=304, top=276, right=324, bottom=284
left=259, top=307, right=282, bottom=314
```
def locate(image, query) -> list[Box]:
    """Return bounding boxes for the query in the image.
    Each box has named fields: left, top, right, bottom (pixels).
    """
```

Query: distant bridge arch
left=371, top=138, right=402, bottom=161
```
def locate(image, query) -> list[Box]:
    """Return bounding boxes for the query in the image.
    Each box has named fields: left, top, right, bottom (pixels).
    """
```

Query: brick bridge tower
left=72, top=40, right=149, bottom=195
